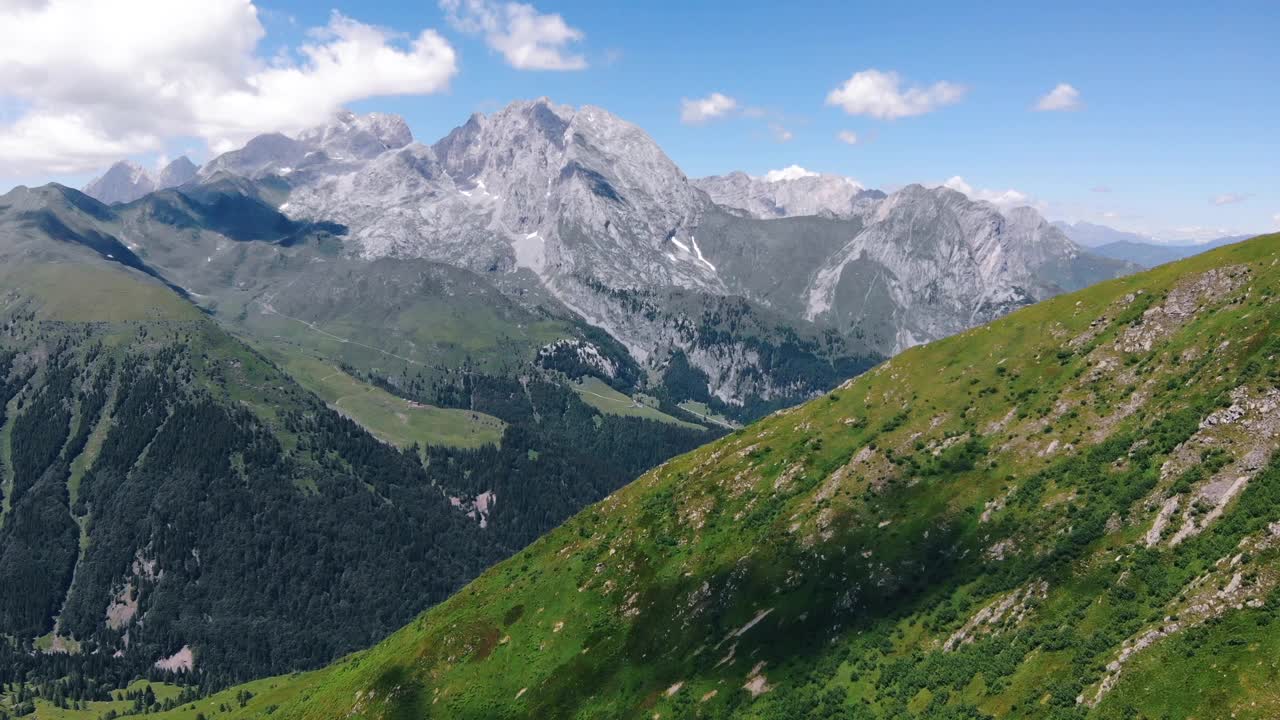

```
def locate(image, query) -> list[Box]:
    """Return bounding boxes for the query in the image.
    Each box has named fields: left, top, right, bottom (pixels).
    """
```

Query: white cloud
left=826, top=69, right=967, bottom=119
left=1091, top=185, right=1112, bottom=193
left=1273, top=213, right=1280, bottom=229
left=762, top=165, right=818, bottom=182
left=441, top=0, right=586, bottom=71
left=680, top=92, right=738, bottom=125
left=836, top=130, right=859, bottom=145
left=0, top=1, right=457, bottom=178
left=940, top=176, right=1036, bottom=210
left=1212, top=192, right=1249, bottom=206
left=769, top=123, right=793, bottom=142
left=1035, top=83, right=1082, bottom=111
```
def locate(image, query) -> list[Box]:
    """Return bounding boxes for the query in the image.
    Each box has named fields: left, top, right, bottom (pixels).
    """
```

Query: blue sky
left=2, top=0, right=1276, bottom=240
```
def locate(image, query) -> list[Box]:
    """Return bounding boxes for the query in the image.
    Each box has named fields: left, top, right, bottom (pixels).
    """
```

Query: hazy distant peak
left=82, top=160, right=156, bottom=204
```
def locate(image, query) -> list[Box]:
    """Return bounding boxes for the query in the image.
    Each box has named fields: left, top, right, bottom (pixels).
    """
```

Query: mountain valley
left=131, top=230, right=1280, bottom=720
left=0, top=97, right=1253, bottom=720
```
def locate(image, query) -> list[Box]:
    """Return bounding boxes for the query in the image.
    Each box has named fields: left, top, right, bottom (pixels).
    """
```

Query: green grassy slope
left=3, top=679, right=186, bottom=719
left=146, top=233, right=1280, bottom=720
left=0, top=253, right=513, bottom=683
left=228, top=257, right=581, bottom=389
left=0, top=263, right=202, bottom=323
left=268, top=349, right=506, bottom=449
left=0, top=192, right=719, bottom=694
left=572, top=376, right=702, bottom=429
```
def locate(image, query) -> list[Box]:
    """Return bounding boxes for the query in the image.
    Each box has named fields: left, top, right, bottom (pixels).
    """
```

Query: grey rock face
left=199, top=133, right=312, bottom=180
left=296, top=110, right=414, bottom=161
left=803, top=185, right=1128, bottom=353
left=278, top=101, right=732, bottom=336
left=83, top=157, right=201, bottom=204
left=83, top=161, right=156, bottom=204
left=185, top=101, right=1133, bottom=405
left=427, top=99, right=713, bottom=290
left=693, top=170, right=882, bottom=219
left=157, top=157, right=199, bottom=189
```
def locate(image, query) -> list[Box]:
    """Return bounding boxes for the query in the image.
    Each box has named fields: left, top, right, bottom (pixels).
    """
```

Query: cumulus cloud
left=441, top=0, right=586, bottom=70
left=1272, top=213, right=1280, bottom=229
left=680, top=92, right=738, bottom=125
left=826, top=69, right=967, bottom=119
left=941, top=176, right=1037, bottom=210
left=762, top=165, right=818, bottom=182
left=836, top=130, right=859, bottom=145
left=1212, top=192, right=1249, bottom=206
left=758, top=165, right=863, bottom=189
left=769, top=123, right=793, bottom=142
left=1035, top=83, right=1082, bottom=111
left=0, top=1, right=457, bottom=178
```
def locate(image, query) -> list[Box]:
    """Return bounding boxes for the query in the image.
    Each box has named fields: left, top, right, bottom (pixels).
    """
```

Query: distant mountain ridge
left=1089, top=236, right=1250, bottom=268
left=0, top=180, right=720, bottom=683
left=1054, top=220, right=1252, bottom=268
left=1051, top=219, right=1153, bottom=248
left=82, top=156, right=200, bottom=204
left=693, top=168, right=884, bottom=219
left=70, top=100, right=1135, bottom=416
left=153, top=100, right=1133, bottom=390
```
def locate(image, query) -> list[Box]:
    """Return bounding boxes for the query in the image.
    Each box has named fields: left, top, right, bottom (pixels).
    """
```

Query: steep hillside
left=153, top=233, right=1280, bottom=719
left=7, top=177, right=869, bottom=428
left=0, top=238, right=505, bottom=686
left=0, top=199, right=713, bottom=691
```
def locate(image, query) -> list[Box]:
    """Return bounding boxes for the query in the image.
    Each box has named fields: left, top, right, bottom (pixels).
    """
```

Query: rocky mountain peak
left=197, top=132, right=309, bottom=180
left=180, top=98, right=1132, bottom=395
left=83, top=157, right=202, bottom=205
left=418, top=98, right=703, bottom=283
left=157, top=156, right=199, bottom=189
left=297, top=110, right=414, bottom=160
left=802, top=181, right=1121, bottom=352
left=82, top=160, right=157, bottom=204
left=694, top=167, right=869, bottom=219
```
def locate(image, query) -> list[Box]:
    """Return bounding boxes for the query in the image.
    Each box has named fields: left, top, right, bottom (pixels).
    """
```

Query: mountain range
left=0, top=180, right=716, bottom=687
left=1053, top=220, right=1251, bottom=268
left=82, top=99, right=1135, bottom=409
left=692, top=167, right=884, bottom=219
left=0, top=97, right=1149, bottom=706
left=146, top=229, right=1280, bottom=720
left=83, top=157, right=201, bottom=205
